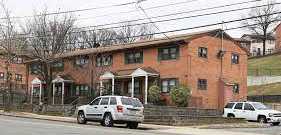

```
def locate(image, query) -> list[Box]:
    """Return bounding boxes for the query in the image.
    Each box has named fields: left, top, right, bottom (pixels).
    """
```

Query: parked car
left=223, top=101, right=281, bottom=126
left=77, top=96, right=144, bottom=129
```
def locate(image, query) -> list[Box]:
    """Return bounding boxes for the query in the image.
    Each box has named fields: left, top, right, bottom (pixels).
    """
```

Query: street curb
left=0, top=112, right=76, bottom=124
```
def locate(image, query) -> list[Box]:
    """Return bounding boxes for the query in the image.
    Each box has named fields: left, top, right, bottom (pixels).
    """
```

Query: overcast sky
left=0, top=0, right=279, bottom=38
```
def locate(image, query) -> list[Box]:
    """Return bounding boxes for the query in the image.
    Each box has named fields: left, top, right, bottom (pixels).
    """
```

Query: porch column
left=131, top=76, right=134, bottom=97
left=100, top=80, right=103, bottom=96
left=145, top=75, right=148, bottom=105
left=39, top=83, right=42, bottom=105
left=52, top=83, right=55, bottom=105
left=62, top=82, right=65, bottom=105
left=112, top=77, right=115, bottom=95
left=30, top=84, right=34, bottom=104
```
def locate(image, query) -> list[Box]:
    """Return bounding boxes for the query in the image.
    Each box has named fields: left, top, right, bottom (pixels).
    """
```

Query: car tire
left=77, top=111, right=87, bottom=124
left=258, top=116, right=267, bottom=124
left=127, top=122, right=139, bottom=129
left=227, top=114, right=235, bottom=118
left=272, top=122, right=280, bottom=126
left=103, top=113, right=113, bottom=127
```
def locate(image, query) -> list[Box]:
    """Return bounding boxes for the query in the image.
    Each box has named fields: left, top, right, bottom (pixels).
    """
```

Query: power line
left=0, top=1, right=138, bottom=20
left=0, top=0, right=199, bottom=20
left=77, top=0, right=200, bottom=21
left=78, top=0, right=261, bottom=28
left=18, top=11, right=281, bottom=43
left=77, top=2, right=281, bottom=31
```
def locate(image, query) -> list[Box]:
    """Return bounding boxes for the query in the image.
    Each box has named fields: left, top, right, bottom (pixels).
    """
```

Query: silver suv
left=77, top=96, right=144, bottom=129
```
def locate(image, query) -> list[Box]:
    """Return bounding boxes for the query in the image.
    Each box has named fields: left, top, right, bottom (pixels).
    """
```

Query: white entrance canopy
left=99, top=67, right=159, bottom=104
left=30, top=78, right=45, bottom=105
left=52, top=75, right=74, bottom=83
left=52, top=75, right=73, bottom=105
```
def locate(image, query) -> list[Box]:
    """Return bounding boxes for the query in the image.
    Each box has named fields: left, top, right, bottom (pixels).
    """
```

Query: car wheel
left=227, top=114, right=235, bottom=118
left=272, top=122, right=280, bottom=126
left=103, top=113, right=113, bottom=127
left=77, top=111, right=87, bottom=124
left=127, top=122, right=139, bottom=129
left=258, top=116, right=267, bottom=124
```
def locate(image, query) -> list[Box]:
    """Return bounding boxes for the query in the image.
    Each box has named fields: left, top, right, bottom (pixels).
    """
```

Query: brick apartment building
left=0, top=54, right=27, bottom=94
left=27, top=29, right=248, bottom=109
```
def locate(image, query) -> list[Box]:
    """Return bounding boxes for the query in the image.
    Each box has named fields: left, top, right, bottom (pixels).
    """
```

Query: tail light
left=117, top=105, right=123, bottom=113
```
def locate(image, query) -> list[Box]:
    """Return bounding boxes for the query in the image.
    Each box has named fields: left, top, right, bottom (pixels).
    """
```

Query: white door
left=243, top=103, right=257, bottom=120
left=233, top=103, right=244, bottom=118
left=86, top=98, right=101, bottom=120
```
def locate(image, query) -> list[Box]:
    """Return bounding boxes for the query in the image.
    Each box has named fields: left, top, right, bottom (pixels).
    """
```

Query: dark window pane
left=244, top=103, right=255, bottom=111
left=225, top=103, right=235, bottom=109
left=91, top=98, right=101, bottom=105
left=234, top=103, right=243, bottom=110
left=100, top=97, right=109, bottom=105
left=159, top=46, right=179, bottom=60
left=198, top=79, right=207, bottom=90
left=110, top=97, right=117, bottom=105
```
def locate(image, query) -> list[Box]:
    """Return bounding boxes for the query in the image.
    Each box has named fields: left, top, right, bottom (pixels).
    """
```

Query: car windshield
left=121, top=98, right=143, bottom=107
left=252, top=102, right=269, bottom=110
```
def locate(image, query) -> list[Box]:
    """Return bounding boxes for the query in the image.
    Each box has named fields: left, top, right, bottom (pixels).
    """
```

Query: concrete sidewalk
left=0, top=111, right=270, bottom=135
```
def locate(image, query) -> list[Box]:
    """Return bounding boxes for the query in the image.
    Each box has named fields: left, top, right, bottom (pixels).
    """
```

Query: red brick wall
left=26, top=34, right=248, bottom=109
left=276, top=24, right=281, bottom=50
left=0, top=57, right=27, bottom=93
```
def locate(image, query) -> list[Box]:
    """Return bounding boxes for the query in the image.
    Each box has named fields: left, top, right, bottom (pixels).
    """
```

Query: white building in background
left=241, top=34, right=276, bottom=57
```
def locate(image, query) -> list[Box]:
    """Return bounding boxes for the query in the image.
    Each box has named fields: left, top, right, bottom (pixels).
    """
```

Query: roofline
left=25, top=29, right=249, bottom=62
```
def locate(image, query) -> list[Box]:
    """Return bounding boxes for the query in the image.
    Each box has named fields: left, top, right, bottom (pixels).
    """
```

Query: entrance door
left=242, top=103, right=257, bottom=120
left=86, top=98, right=101, bottom=120
left=233, top=102, right=244, bottom=118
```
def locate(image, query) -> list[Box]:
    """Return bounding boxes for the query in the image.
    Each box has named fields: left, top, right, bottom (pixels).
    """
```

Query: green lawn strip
left=248, top=82, right=281, bottom=96
left=248, top=54, right=281, bottom=76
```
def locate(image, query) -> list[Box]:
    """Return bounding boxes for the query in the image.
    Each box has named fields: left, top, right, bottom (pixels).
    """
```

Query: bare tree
left=242, top=1, right=281, bottom=55
left=0, top=1, right=27, bottom=110
left=76, top=23, right=155, bottom=49
left=117, top=23, right=154, bottom=44
left=22, top=10, right=76, bottom=103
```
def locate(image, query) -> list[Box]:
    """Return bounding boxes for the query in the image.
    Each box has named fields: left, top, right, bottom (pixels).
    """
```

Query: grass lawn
left=248, top=82, right=281, bottom=96
left=248, top=54, right=281, bottom=76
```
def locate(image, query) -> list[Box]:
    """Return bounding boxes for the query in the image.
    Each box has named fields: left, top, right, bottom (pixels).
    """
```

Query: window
left=0, top=72, right=4, bottom=80
left=96, top=55, right=112, bottom=67
left=7, top=72, right=12, bottom=80
left=231, top=53, right=239, bottom=64
left=52, top=61, right=64, bottom=70
left=30, top=64, right=42, bottom=74
left=75, top=56, right=89, bottom=66
left=12, top=57, right=23, bottom=64
left=125, top=51, right=143, bottom=64
left=198, top=47, right=208, bottom=58
left=234, top=103, right=243, bottom=110
left=225, top=103, right=235, bottom=109
left=233, top=83, right=239, bottom=94
left=15, top=74, right=23, bottom=82
left=110, top=97, right=117, bottom=105
left=128, top=81, right=140, bottom=95
left=121, top=98, right=143, bottom=107
left=244, top=103, right=255, bottom=111
left=161, top=79, right=178, bottom=93
left=198, top=79, right=207, bottom=90
left=158, top=46, right=179, bottom=60
left=90, top=98, right=101, bottom=105
left=75, top=85, right=89, bottom=96
left=100, top=97, right=109, bottom=105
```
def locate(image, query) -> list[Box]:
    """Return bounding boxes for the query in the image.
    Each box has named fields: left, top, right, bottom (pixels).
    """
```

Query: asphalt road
left=0, top=115, right=280, bottom=135
left=0, top=115, right=179, bottom=135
